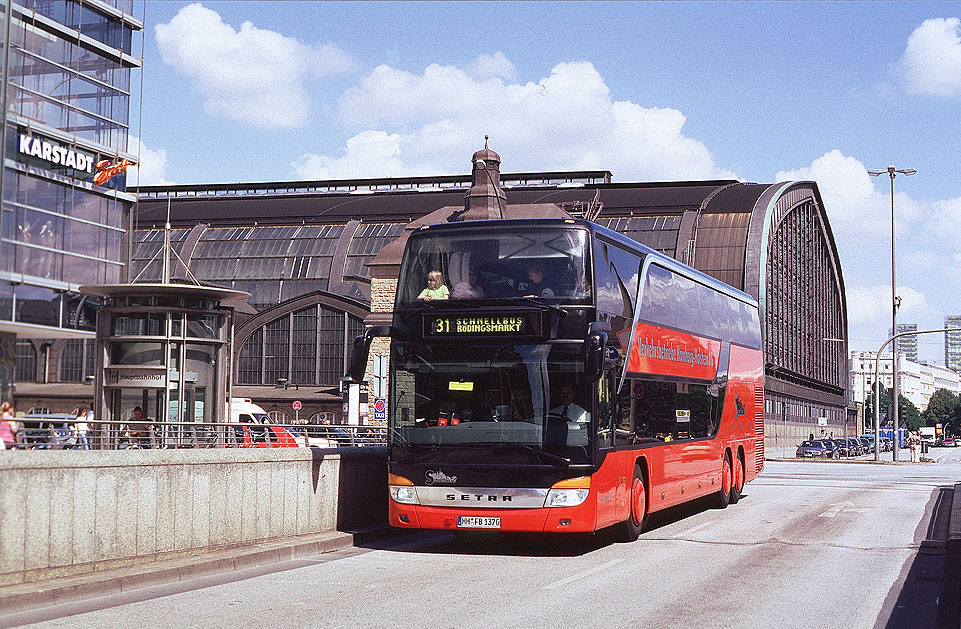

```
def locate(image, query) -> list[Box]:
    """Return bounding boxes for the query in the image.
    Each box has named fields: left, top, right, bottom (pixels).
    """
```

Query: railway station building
left=114, top=146, right=850, bottom=450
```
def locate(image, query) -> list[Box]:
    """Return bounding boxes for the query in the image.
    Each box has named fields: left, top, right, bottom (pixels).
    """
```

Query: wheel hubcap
left=631, top=477, right=645, bottom=525
left=722, top=459, right=731, bottom=495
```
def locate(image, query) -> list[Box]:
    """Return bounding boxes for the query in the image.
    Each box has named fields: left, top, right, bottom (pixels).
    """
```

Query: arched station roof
left=133, top=171, right=847, bottom=406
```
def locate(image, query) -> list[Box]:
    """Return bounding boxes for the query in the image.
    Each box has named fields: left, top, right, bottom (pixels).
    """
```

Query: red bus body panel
left=389, top=344, right=764, bottom=534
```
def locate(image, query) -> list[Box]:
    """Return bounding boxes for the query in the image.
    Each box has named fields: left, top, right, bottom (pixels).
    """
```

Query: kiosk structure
left=81, top=281, right=249, bottom=447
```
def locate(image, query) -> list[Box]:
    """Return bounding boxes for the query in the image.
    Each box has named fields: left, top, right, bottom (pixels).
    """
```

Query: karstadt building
left=0, top=0, right=143, bottom=408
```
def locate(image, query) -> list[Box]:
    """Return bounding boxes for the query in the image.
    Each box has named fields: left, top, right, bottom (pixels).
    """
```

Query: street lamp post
left=868, top=165, right=915, bottom=462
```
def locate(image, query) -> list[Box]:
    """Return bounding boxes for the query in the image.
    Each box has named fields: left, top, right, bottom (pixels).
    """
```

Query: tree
left=863, top=386, right=922, bottom=431
left=923, top=389, right=960, bottom=432
left=899, top=395, right=923, bottom=432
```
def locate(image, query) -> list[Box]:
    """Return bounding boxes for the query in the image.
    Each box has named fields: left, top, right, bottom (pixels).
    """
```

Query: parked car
left=840, top=437, right=863, bottom=456
left=831, top=439, right=854, bottom=457
left=858, top=437, right=874, bottom=454
left=17, top=414, right=78, bottom=449
left=297, top=425, right=353, bottom=448
left=880, top=437, right=893, bottom=452
left=853, top=437, right=868, bottom=455
left=797, top=440, right=834, bottom=458
left=944, top=437, right=957, bottom=447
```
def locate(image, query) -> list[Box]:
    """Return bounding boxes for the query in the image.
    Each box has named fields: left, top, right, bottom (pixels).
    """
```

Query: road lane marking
left=818, top=501, right=855, bottom=517
left=543, top=558, right=625, bottom=590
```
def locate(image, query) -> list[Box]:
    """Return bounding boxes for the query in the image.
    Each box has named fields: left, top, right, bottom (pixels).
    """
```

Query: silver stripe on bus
left=416, top=486, right=549, bottom=508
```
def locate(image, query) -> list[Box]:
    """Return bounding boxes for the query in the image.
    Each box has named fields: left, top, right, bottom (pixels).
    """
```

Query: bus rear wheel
left=729, top=454, right=744, bottom=505
left=717, top=453, right=732, bottom=509
left=619, top=465, right=647, bottom=542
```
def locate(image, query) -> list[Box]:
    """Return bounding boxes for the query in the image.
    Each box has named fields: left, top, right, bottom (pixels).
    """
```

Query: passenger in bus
left=417, top=271, right=449, bottom=301
left=522, top=261, right=555, bottom=298
left=451, top=267, right=485, bottom=299
left=550, top=386, right=589, bottom=423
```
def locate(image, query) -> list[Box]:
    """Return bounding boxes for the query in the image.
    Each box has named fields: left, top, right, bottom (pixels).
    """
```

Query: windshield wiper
left=401, top=300, right=482, bottom=321
left=494, top=443, right=571, bottom=467
left=496, top=297, right=568, bottom=317
left=396, top=445, right=443, bottom=464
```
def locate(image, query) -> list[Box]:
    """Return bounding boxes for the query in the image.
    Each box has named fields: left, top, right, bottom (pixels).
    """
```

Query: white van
left=228, top=398, right=271, bottom=424
left=227, top=398, right=340, bottom=448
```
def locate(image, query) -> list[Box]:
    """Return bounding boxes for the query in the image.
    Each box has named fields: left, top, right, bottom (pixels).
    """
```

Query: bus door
left=593, top=369, right=620, bottom=528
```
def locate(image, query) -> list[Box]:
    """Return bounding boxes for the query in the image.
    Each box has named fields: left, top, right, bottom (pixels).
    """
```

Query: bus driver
left=550, top=386, right=589, bottom=423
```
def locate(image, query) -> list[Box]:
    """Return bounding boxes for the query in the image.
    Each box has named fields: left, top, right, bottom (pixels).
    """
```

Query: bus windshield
left=389, top=342, right=593, bottom=465
left=397, top=226, right=591, bottom=305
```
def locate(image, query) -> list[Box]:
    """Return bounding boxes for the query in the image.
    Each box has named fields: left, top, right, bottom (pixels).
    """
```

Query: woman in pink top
left=0, top=401, right=17, bottom=449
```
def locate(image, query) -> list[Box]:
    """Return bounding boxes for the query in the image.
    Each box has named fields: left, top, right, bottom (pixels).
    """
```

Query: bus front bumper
left=389, top=500, right=597, bottom=533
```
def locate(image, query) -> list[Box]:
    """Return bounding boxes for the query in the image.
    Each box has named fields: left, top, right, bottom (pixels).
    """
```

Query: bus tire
left=619, top=465, right=647, bottom=542
left=717, top=452, right=732, bottom=509
left=730, top=453, right=744, bottom=505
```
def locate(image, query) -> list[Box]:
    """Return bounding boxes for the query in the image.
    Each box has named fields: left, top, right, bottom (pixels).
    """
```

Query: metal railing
left=6, top=419, right=387, bottom=450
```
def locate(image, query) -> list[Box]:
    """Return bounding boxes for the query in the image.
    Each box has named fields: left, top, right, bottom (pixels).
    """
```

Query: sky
left=128, top=1, right=961, bottom=365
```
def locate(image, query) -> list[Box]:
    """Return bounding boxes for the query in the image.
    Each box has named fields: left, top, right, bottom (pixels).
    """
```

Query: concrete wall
left=0, top=447, right=387, bottom=586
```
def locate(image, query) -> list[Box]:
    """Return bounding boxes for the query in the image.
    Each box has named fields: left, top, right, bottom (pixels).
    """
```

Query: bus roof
left=412, top=218, right=758, bottom=308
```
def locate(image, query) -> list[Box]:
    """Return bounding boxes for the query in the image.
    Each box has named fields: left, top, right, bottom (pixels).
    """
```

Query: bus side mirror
left=348, top=325, right=394, bottom=382
left=585, top=331, right=607, bottom=382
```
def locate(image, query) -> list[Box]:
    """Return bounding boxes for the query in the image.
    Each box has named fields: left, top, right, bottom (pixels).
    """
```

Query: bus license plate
left=457, top=516, right=500, bottom=529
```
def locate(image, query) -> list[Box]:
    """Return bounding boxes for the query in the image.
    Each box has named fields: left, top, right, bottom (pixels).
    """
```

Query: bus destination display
left=425, top=313, right=538, bottom=337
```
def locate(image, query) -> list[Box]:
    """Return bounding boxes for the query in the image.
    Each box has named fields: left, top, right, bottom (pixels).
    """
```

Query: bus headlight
left=545, top=488, right=590, bottom=507
left=545, top=476, right=591, bottom=507
left=390, top=485, right=419, bottom=504
left=389, top=473, right=419, bottom=505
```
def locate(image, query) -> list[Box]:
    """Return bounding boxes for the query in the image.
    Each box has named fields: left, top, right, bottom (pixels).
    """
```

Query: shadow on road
left=879, top=485, right=952, bottom=629
left=378, top=491, right=740, bottom=558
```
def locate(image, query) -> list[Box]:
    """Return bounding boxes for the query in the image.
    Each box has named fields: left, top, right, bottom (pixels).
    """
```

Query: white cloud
left=846, top=284, right=890, bottom=328
left=127, top=137, right=173, bottom=186
left=776, top=150, right=890, bottom=237
left=899, top=17, right=961, bottom=97
left=155, top=4, right=357, bottom=129
left=845, top=284, right=937, bottom=345
left=778, top=151, right=957, bottom=360
left=294, top=59, right=733, bottom=181
left=467, top=52, right=516, bottom=81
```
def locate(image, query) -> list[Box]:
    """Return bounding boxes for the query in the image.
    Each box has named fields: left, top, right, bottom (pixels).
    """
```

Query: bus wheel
left=729, top=454, right=744, bottom=505
left=619, top=465, right=647, bottom=542
left=717, top=453, right=732, bottom=509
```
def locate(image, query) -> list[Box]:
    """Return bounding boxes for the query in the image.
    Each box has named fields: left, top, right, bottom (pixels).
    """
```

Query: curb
left=0, top=525, right=395, bottom=616
left=937, top=484, right=961, bottom=628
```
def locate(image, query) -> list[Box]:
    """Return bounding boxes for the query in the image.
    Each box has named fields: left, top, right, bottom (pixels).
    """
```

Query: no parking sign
left=374, top=398, right=387, bottom=421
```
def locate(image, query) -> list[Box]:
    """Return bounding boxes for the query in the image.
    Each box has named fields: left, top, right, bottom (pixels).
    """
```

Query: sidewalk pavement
left=0, top=525, right=397, bottom=618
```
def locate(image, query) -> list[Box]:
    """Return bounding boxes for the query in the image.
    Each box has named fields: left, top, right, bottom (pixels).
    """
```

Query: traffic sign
left=374, top=397, right=386, bottom=421
left=292, top=400, right=302, bottom=411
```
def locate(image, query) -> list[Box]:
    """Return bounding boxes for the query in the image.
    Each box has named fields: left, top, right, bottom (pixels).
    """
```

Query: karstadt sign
left=18, top=133, right=94, bottom=172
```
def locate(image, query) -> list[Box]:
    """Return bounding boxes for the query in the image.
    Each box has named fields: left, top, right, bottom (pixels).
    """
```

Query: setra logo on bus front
left=425, top=470, right=457, bottom=485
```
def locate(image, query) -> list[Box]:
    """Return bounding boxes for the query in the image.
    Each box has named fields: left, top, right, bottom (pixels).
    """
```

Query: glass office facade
left=946, top=316, right=961, bottom=372
left=4, top=1, right=141, bottom=396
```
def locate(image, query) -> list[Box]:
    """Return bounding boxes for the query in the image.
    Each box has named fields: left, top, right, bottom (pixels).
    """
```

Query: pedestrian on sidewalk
left=909, top=431, right=921, bottom=463
left=0, top=402, right=17, bottom=449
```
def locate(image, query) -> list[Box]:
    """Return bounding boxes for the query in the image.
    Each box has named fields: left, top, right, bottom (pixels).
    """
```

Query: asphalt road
left=10, top=456, right=961, bottom=629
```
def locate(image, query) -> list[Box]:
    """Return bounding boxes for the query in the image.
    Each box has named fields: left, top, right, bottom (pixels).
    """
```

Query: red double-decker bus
left=352, top=218, right=763, bottom=540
